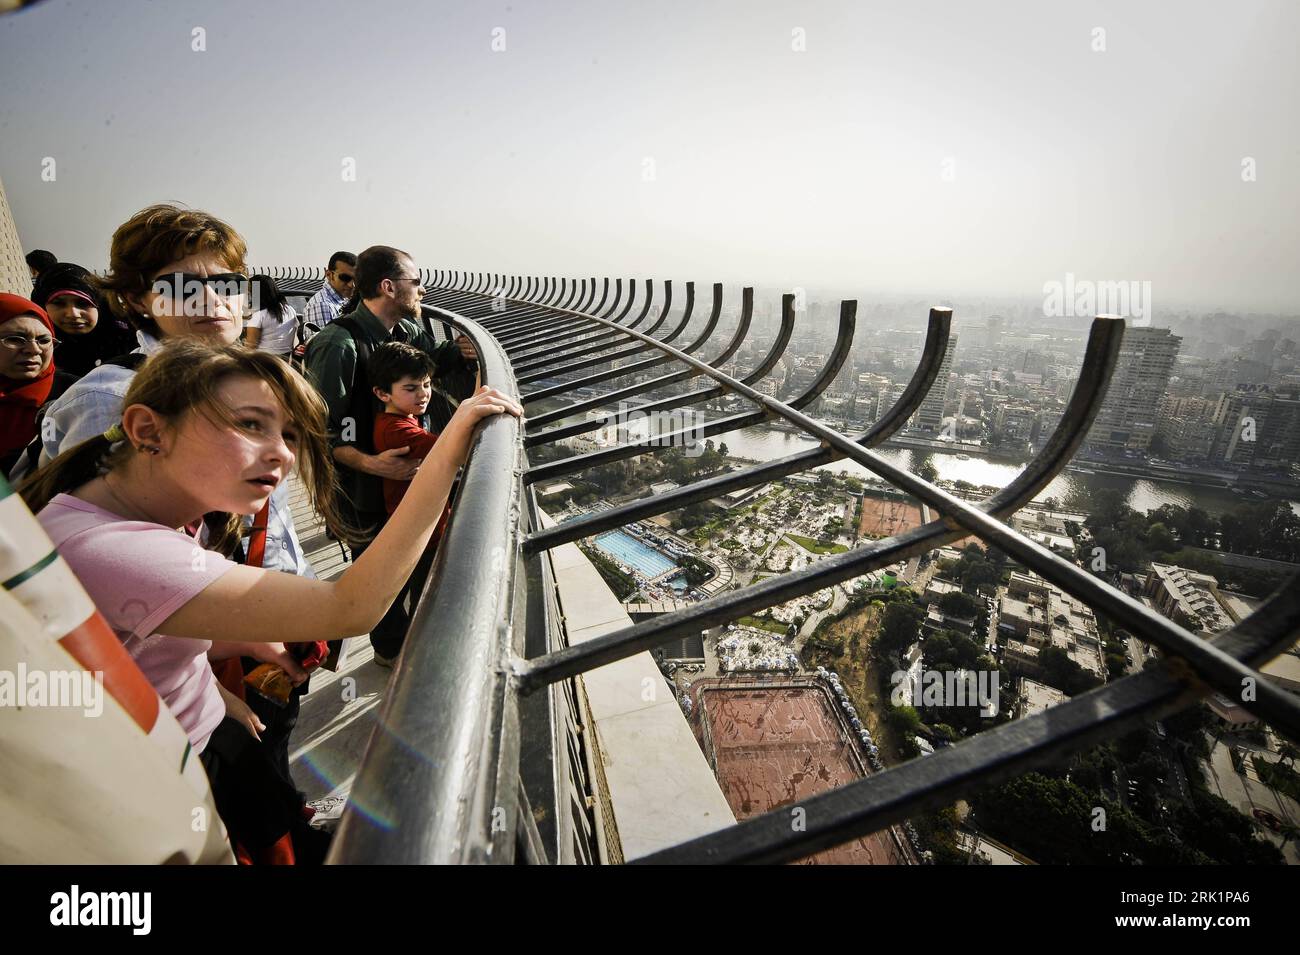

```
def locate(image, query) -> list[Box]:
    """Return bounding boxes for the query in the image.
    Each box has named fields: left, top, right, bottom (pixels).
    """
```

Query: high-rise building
left=1084, top=326, right=1182, bottom=455
left=984, top=315, right=1005, bottom=351
left=1155, top=395, right=1217, bottom=462
left=1209, top=386, right=1300, bottom=471
left=913, top=335, right=957, bottom=432
left=0, top=172, right=30, bottom=293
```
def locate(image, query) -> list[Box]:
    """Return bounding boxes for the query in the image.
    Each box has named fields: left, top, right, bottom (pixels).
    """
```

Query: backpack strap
left=245, top=500, right=271, bottom=568
left=332, top=315, right=414, bottom=455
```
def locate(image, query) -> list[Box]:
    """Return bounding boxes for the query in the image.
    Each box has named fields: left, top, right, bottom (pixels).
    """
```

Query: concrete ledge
left=542, top=517, right=735, bottom=860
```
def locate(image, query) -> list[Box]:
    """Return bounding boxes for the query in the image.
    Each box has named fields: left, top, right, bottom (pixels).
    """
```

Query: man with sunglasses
left=305, top=244, right=478, bottom=666
left=302, top=251, right=356, bottom=335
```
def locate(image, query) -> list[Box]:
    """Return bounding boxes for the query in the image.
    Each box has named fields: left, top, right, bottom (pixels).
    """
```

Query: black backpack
left=330, top=316, right=467, bottom=448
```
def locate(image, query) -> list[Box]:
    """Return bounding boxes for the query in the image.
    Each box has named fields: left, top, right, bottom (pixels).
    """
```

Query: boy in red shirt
left=367, top=343, right=450, bottom=666
left=370, top=342, right=444, bottom=514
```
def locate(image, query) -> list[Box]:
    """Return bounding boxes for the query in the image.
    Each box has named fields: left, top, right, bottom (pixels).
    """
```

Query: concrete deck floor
left=282, top=478, right=389, bottom=815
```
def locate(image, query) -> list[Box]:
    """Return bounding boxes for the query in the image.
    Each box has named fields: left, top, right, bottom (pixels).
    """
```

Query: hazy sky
left=1, top=0, right=1297, bottom=312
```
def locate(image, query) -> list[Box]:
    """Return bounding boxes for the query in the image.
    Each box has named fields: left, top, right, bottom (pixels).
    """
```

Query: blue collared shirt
left=302, top=282, right=347, bottom=336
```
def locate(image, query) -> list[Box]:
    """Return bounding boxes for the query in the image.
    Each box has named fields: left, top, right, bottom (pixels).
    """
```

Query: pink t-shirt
left=37, top=494, right=238, bottom=753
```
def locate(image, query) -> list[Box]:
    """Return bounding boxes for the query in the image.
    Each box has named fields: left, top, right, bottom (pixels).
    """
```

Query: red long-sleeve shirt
left=373, top=413, right=440, bottom=515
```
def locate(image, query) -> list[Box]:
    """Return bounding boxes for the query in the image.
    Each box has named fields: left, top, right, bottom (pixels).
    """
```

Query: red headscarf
left=0, top=293, right=57, bottom=458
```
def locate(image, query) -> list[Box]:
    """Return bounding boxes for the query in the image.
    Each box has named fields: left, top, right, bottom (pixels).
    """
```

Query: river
left=718, top=425, right=1300, bottom=518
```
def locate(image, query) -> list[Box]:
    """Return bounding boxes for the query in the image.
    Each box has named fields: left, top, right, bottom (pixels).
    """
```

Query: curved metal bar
left=518, top=287, right=781, bottom=445
left=522, top=299, right=850, bottom=458
left=327, top=307, right=524, bottom=865
left=512, top=280, right=674, bottom=381
left=524, top=286, right=755, bottom=438
left=513, top=281, right=701, bottom=376
left=590, top=277, right=609, bottom=316
left=519, top=313, right=1119, bottom=681
left=516, top=312, right=1300, bottom=743
left=633, top=580, right=1300, bottom=864
left=494, top=309, right=602, bottom=344
left=504, top=277, right=642, bottom=354
left=525, top=285, right=778, bottom=435
left=523, top=303, right=940, bottom=524
left=520, top=283, right=786, bottom=410
left=516, top=279, right=717, bottom=376
left=574, top=277, right=594, bottom=313
left=514, top=281, right=690, bottom=382
left=568, top=278, right=587, bottom=311
left=599, top=278, right=620, bottom=319
left=498, top=277, right=668, bottom=352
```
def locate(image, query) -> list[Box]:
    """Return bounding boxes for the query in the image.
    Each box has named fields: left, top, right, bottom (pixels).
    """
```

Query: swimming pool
left=594, top=530, right=679, bottom=578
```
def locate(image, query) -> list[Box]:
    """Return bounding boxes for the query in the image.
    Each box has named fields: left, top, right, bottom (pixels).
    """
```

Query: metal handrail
left=325, top=271, right=1300, bottom=865
left=326, top=308, right=527, bottom=864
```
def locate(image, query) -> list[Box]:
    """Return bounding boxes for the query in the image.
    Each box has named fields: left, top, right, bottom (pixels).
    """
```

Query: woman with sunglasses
left=0, top=294, right=76, bottom=474
left=6, top=204, right=327, bottom=787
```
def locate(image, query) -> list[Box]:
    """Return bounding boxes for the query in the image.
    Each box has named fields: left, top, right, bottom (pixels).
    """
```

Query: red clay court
left=858, top=493, right=925, bottom=538
left=692, top=681, right=912, bottom=864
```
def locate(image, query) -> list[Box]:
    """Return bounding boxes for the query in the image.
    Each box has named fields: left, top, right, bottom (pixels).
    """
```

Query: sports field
left=858, top=493, right=925, bottom=537
left=694, top=682, right=911, bottom=864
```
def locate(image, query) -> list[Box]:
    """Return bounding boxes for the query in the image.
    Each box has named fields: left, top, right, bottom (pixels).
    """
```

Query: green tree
left=877, top=600, right=925, bottom=658
left=937, top=590, right=981, bottom=620
left=1145, top=521, right=1177, bottom=554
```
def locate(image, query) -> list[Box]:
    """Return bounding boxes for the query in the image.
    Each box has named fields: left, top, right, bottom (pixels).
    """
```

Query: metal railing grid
left=263, top=268, right=1300, bottom=865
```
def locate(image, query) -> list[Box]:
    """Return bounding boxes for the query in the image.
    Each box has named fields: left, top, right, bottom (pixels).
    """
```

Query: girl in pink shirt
left=19, top=339, right=519, bottom=860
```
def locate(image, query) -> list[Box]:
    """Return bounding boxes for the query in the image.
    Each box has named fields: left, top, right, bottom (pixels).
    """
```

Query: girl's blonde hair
left=18, top=339, right=353, bottom=553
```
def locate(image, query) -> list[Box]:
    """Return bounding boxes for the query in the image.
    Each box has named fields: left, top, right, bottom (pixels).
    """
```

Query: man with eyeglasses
left=301, top=251, right=356, bottom=336
left=304, top=245, right=478, bottom=666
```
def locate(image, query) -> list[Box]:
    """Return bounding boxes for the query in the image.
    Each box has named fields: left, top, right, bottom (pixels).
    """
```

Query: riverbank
left=720, top=423, right=1299, bottom=517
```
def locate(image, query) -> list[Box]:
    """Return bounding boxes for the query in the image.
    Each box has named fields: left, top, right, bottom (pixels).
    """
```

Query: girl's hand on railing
left=444, top=386, right=522, bottom=445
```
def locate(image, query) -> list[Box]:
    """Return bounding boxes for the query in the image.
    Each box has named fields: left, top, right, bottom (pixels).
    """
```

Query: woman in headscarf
left=0, top=293, right=73, bottom=474
left=31, top=262, right=136, bottom=379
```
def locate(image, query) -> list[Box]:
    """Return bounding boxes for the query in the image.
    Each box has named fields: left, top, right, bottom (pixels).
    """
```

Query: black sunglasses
left=149, top=272, right=250, bottom=300
left=332, top=271, right=355, bottom=283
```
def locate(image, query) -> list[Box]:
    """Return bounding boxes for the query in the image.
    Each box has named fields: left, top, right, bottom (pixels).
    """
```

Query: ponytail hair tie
left=102, top=423, right=127, bottom=443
